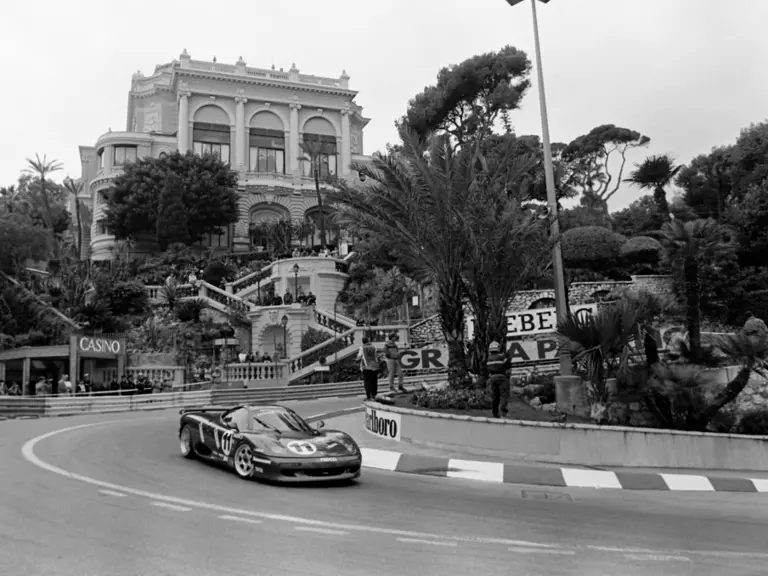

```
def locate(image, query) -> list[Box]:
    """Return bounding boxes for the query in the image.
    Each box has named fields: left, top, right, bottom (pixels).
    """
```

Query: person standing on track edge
left=384, top=333, right=407, bottom=394
left=487, top=341, right=511, bottom=418
left=357, top=337, right=380, bottom=400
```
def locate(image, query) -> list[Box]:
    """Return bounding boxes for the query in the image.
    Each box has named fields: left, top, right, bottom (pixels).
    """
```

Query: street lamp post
left=292, top=263, right=300, bottom=301
left=506, top=0, right=571, bottom=376
left=281, top=314, right=288, bottom=359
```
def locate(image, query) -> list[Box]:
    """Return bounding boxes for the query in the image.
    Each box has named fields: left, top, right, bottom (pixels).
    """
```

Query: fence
left=0, top=375, right=445, bottom=419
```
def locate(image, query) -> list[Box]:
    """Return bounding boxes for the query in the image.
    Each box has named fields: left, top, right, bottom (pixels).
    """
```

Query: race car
left=178, top=404, right=362, bottom=483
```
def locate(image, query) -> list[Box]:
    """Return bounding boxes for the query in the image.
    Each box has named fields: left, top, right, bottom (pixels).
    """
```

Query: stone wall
left=409, top=275, right=675, bottom=348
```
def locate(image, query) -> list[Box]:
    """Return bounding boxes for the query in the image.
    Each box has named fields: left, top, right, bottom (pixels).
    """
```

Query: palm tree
left=300, top=137, right=336, bottom=250
left=24, top=154, right=63, bottom=231
left=624, top=154, right=682, bottom=214
left=659, top=218, right=733, bottom=362
left=63, top=177, right=85, bottom=259
left=459, top=153, right=551, bottom=384
left=329, top=130, right=470, bottom=385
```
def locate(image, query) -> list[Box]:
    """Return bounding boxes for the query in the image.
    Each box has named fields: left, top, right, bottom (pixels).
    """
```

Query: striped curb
left=357, top=447, right=768, bottom=493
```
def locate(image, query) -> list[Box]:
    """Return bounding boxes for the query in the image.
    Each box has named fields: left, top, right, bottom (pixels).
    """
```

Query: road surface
left=0, top=399, right=765, bottom=576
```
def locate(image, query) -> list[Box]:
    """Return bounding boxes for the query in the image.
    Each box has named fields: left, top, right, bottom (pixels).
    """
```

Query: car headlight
left=261, top=438, right=286, bottom=454
left=336, top=436, right=359, bottom=454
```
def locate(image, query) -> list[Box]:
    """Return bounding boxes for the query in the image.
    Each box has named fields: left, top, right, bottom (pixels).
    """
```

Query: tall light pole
left=506, top=0, right=571, bottom=375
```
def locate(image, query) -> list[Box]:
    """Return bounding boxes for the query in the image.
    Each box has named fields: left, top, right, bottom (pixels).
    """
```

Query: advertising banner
left=364, top=406, right=402, bottom=441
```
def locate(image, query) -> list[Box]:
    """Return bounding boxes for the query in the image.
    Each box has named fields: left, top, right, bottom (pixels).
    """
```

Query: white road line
left=397, top=538, right=457, bottom=547
left=447, top=459, right=504, bottom=483
left=99, top=489, right=127, bottom=497
left=751, top=478, right=768, bottom=492
left=295, top=526, right=348, bottom=536
left=151, top=501, right=192, bottom=512
left=21, top=420, right=768, bottom=560
left=219, top=515, right=263, bottom=525
left=360, top=447, right=401, bottom=471
left=660, top=473, right=715, bottom=492
left=625, top=553, right=691, bottom=562
left=561, top=468, right=622, bottom=489
left=509, top=547, right=575, bottom=556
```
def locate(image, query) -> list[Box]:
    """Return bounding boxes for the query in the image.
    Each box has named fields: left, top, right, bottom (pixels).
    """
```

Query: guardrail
left=0, top=375, right=445, bottom=419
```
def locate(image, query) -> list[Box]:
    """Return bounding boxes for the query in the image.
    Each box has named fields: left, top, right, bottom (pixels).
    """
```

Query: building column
left=22, top=357, right=31, bottom=394
left=178, top=91, right=191, bottom=153
left=234, top=96, right=247, bottom=170
left=340, top=108, right=351, bottom=176
left=289, top=103, right=301, bottom=177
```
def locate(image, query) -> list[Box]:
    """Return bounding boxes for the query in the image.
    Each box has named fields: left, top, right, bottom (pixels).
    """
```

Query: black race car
left=178, top=404, right=362, bottom=483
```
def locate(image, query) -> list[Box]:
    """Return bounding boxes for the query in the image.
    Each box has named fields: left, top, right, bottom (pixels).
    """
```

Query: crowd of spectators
left=0, top=373, right=174, bottom=397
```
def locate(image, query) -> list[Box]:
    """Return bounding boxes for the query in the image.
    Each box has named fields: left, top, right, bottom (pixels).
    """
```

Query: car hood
left=245, top=430, right=357, bottom=457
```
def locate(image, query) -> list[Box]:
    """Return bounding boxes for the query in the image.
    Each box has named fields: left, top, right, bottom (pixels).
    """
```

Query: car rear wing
left=179, top=405, right=230, bottom=415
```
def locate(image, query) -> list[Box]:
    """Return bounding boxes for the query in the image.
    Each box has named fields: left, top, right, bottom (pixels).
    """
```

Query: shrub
left=176, top=298, right=207, bottom=323
left=203, top=260, right=236, bottom=287
left=99, top=280, right=149, bottom=317
left=562, top=226, right=627, bottom=268
left=620, top=236, right=663, bottom=265
left=301, top=327, right=332, bottom=351
left=737, top=409, right=768, bottom=435
left=410, top=388, right=492, bottom=410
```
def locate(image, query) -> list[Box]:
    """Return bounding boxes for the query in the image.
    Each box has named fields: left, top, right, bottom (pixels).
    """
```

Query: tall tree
left=156, top=174, right=191, bottom=250
left=659, top=218, right=733, bottom=362
left=624, top=154, right=682, bottom=214
left=401, top=45, right=531, bottom=147
left=676, top=147, right=734, bottom=222
left=459, top=153, right=550, bottom=382
left=23, top=154, right=63, bottom=231
left=561, top=124, right=650, bottom=212
left=330, top=131, right=470, bottom=385
left=63, top=177, right=85, bottom=259
left=105, top=151, right=238, bottom=247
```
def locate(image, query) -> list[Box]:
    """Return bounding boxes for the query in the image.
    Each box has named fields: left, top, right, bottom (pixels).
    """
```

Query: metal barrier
left=42, top=390, right=214, bottom=417
left=0, top=375, right=447, bottom=419
left=210, top=374, right=446, bottom=405
left=0, top=397, right=47, bottom=420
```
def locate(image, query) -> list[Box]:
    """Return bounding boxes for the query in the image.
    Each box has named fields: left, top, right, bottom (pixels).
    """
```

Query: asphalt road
left=1, top=399, right=766, bottom=576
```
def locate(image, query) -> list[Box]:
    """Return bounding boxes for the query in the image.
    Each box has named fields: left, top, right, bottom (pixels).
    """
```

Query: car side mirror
left=315, top=420, right=326, bottom=430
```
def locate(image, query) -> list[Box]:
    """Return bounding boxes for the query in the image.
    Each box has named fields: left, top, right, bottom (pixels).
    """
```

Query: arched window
left=302, top=117, right=337, bottom=178
left=249, top=112, right=285, bottom=174
left=529, top=298, right=556, bottom=310
left=193, top=105, right=231, bottom=164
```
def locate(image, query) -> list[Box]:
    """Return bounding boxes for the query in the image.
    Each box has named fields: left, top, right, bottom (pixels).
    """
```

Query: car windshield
left=250, top=409, right=313, bottom=433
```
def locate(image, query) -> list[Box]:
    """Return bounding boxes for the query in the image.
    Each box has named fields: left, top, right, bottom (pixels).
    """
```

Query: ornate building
left=77, top=50, right=371, bottom=260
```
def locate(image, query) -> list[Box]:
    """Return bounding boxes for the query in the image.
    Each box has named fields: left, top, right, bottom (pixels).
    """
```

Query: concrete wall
left=363, top=401, right=768, bottom=472
left=410, top=275, right=675, bottom=348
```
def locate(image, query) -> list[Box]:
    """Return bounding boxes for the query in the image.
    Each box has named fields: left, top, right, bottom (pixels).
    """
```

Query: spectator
left=283, top=291, right=294, bottom=305
left=0, top=381, right=7, bottom=396
left=296, top=288, right=307, bottom=305
left=306, top=291, right=317, bottom=306
left=357, top=337, right=380, bottom=400
left=487, top=341, right=511, bottom=419
left=384, top=333, right=407, bottom=394
left=8, top=382, right=21, bottom=396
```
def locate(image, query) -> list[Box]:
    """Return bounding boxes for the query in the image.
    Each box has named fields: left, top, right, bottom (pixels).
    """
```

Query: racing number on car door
left=214, top=428, right=234, bottom=456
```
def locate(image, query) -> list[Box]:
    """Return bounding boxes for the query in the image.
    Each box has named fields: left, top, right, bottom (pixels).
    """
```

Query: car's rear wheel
left=233, top=443, right=255, bottom=479
left=179, top=425, right=195, bottom=459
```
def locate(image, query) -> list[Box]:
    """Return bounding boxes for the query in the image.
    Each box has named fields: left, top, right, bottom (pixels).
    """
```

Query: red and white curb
left=360, top=447, right=768, bottom=493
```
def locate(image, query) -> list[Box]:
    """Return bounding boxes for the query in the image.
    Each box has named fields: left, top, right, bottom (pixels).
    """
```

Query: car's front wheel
left=179, top=425, right=195, bottom=459
left=232, top=443, right=255, bottom=479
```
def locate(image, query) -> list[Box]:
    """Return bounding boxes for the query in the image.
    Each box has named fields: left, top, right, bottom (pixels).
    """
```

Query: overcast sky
left=2, top=0, right=766, bottom=210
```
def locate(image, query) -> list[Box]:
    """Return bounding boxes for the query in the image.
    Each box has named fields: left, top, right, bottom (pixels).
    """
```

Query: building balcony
left=94, top=131, right=155, bottom=151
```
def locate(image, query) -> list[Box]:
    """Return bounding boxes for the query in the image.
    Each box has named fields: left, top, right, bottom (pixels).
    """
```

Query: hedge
left=561, top=226, right=627, bottom=267
left=620, top=235, right=663, bottom=264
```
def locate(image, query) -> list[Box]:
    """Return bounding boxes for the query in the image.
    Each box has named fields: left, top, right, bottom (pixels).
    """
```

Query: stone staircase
left=145, top=281, right=255, bottom=314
